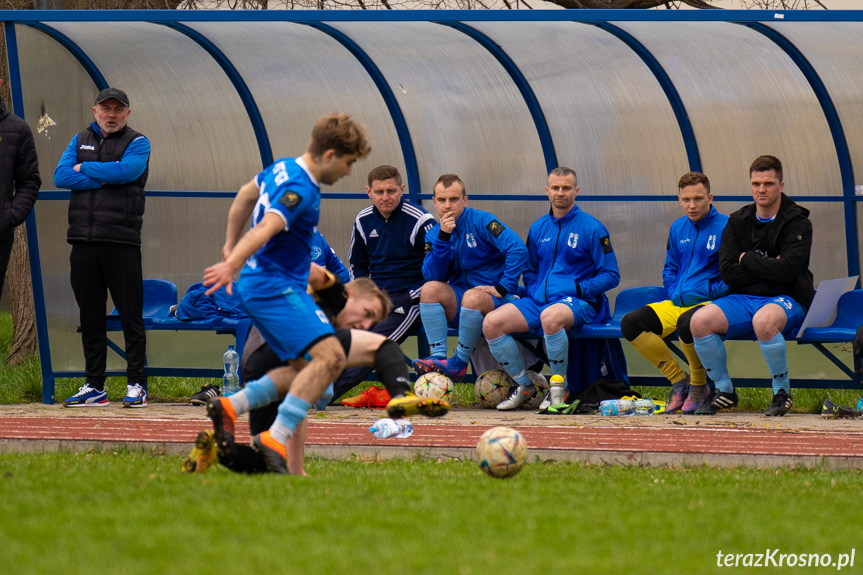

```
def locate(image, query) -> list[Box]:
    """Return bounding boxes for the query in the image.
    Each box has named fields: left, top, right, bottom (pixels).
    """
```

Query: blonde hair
left=346, top=277, right=392, bottom=321
left=308, top=113, right=372, bottom=159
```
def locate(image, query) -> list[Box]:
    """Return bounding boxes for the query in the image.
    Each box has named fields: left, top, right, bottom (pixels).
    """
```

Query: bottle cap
left=369, top=426, right=377, bottom=433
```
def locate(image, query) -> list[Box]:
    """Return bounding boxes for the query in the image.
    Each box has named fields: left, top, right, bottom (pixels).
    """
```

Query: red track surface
left=3, top=416, right=863, bottom=458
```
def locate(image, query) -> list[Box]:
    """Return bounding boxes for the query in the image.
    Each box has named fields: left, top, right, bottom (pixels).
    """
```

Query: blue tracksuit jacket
left=422, top=207, right=527, bottom=296
left=663, top=205, right=729, bottom=307
left=524, top=205, right=620, bottom=307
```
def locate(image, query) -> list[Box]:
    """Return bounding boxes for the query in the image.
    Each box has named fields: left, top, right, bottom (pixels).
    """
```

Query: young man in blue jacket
left=620, top=172, right=728, bottom=413
left=411, top=174, right=528, bottom=381
left=483, top=167, right=620, bottom=410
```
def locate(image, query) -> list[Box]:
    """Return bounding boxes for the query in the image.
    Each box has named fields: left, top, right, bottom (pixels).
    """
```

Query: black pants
left=330, top=290, right=422, bottom=400
left=0, top=232, right=13, bottom=298
left=70, top=243, right=146, bottom=387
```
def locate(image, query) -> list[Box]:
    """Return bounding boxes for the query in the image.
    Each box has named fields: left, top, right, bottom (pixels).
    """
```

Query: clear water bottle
left=634, top=398, right=656, bottom=416
left=599, top=399, right=636, bottom=416
left=222, top=344, right=240, bottom=397
left=549, top=374, right=566, bottom=405
left=369, top=418, right=414, bottom=439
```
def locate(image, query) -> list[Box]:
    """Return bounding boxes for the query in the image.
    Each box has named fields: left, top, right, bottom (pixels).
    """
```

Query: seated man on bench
left=620, top=171, right=728, bottom=414
left=483, top=167, right=620, bottom=411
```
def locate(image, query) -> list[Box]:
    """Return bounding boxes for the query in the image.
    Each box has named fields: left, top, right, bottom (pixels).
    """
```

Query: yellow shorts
left=646, top=300, right=708, bottom=339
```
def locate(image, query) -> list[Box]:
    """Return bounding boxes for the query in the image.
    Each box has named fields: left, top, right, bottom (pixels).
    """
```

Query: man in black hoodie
left=0, top=79, right=40, bottom=297
left=689, top=155, right=814, bottom=417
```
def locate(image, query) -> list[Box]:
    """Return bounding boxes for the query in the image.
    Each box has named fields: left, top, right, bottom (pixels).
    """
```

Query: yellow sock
left=631, top=332, right=686, bottom=384
left=681, top=342, right=706, bottom=387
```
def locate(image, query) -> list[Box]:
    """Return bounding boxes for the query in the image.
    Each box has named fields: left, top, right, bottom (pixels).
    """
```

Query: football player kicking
left=183, top=264, right=449, bottom=474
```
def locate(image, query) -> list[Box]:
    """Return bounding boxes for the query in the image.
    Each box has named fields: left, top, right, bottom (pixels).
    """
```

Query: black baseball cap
left=94, top=88, right=130, bottom=107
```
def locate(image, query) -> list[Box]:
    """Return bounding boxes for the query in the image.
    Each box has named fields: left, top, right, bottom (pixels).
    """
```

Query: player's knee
left=419, top=281, right=448, bottom=303
left=461, top=289, right=489, bottom=311
left=620, top=306, right=658, bottom=341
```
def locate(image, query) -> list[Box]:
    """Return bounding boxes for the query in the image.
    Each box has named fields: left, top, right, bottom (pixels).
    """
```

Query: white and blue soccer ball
left=413, top=372, right=455, bottom=403
left=475, top=426, right=528, bottom=479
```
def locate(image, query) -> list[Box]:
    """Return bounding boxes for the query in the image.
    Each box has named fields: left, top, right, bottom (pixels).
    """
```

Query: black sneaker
left=820, top=399, right=860, bottom=419
left=694, top=390, right=739, bottom=415
left=765, top=389, right=793, bottom=417
left=190, top=384, right=221, bottom=406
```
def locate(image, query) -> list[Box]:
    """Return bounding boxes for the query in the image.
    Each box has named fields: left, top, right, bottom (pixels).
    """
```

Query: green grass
left=0, top=451, right=860, bottom=575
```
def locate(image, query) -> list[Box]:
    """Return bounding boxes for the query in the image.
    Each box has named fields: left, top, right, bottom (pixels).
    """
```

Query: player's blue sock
left=420, top=303, right=448, bottom=358
left=271, top=393, right=312, bottom=444
left=694, top=334, right=733, bottom=393
left=229, top=374, right=277, bottom=415
left=455, top=308, right=484, bottom=364
left=759, top=332, right=790, bottom=394
left=488, top=334, right=531, bottom=387
left=544, top=329, right=569, bottom=378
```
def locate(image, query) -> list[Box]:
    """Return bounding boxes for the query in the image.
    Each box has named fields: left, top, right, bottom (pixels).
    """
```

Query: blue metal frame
left=305, top=22, right=422, bottom=203
left=5, top=9, right=863, bottom=403
left=441, top=21, right=558, bottom=173
left=591, top=22, right=702, bottom=174
left=744, top=22, right=860, bottom=279
left=161, top=22, right=274, bottom=168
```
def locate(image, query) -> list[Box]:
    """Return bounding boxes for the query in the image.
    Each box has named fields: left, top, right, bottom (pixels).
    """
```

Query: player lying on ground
left=185, top=264, right=449, bottom=474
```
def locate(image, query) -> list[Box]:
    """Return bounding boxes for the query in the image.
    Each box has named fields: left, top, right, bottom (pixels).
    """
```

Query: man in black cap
left=0, top=78, right=40, bottom=299
left=54, top=88, right=152, bottom=409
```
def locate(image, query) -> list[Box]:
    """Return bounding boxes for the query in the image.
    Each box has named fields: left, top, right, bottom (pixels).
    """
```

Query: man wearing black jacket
left=0, top=79, right=40, bottom=297
left=54, top=88, right=151, bottom=409
left=690, top=155, right=814, bottom=417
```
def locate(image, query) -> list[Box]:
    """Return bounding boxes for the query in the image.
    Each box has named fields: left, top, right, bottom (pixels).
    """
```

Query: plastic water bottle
left=634, top=398, right=656, bottom=416
left=222, top=344, right=240, bottom=397
left=369, top=418, right=413, bottom=439
left=599, top=399, right=636, bottom=416
left=548, top=374, right=566, bottom=405
left=857, top=397, right=863, bottom=414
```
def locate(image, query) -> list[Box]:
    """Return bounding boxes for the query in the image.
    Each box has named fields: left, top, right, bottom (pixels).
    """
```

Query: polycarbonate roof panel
left=470, top=20, right=690, bottom=198
left=615, top=21, right=840, bottom=199
left=768, top=21, right=863, bottom=195
left=328, top=21, right=547, bottom=198
left=183, top=21, right=406, bottom=258
left=37, top=21, right=261, bottom=192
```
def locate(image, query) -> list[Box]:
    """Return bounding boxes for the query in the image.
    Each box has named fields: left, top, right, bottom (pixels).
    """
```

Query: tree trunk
left=7, top=224, right=37, bottom=365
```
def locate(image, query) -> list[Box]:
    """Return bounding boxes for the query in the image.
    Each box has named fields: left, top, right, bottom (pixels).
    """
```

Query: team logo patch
left=310, top=246, right=322, bottom=260
left=706, top=234, right=717, bottom=250
left=600, top=235, right=613, bottom=254
left=466, top=233, right=478, bottom=248
left=279, top=191, right=302, bottom=211
left=486, top=219, right=505, bottom=238
left=568, top=233, right=579, bottom=248
left=425, top=241, right=433, bottom=254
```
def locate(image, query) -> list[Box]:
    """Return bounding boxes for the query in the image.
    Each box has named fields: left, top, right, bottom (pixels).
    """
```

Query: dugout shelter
left=2, top=9, right=861, bottom=402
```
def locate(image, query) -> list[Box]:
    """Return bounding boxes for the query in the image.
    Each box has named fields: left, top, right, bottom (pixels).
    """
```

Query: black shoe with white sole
left=694, top=390, right=739, bottom=415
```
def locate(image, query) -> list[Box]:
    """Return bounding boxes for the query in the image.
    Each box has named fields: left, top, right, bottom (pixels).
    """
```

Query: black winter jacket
left=718, top=193, right=815, bottom=310
left=66, top=125, right=148, bottom=246
left=0, top=97, right=40, bottom=238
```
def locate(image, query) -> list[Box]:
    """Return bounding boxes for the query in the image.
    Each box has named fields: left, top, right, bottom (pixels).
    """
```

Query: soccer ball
left=474, top=369, right=515, bottom=408
left=523, top=371, right=550, bottom=409
left=413, top=372, right=455, bottom=403
left=475, top=426, right=528, bottom=479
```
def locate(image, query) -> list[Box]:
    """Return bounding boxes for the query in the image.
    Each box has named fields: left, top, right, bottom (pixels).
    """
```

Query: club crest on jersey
left=567, top=233, right=579, bottom=248
left=600, top=235, right=613, bottom=254
left=425, top=241, right=433, bottom=254
left=466, top=233, right=478, bottom=248
left=706, top=234, right=717, bottom=250
left=310, top=246, right=322, bottom=260
left=279, top=191, right=301, bottom=211
left=486, top=219, right=505, bottom=238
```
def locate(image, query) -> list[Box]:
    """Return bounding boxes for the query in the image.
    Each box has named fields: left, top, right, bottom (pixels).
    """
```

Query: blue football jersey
left=242, top=157, right=320, bottom=287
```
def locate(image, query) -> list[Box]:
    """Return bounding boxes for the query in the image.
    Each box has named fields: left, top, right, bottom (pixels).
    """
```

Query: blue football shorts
left=712, top=294, right=806, bottom=339
left=510, top=296, right=598, bottom=333
left=237, top=273, right=334, bottom=362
